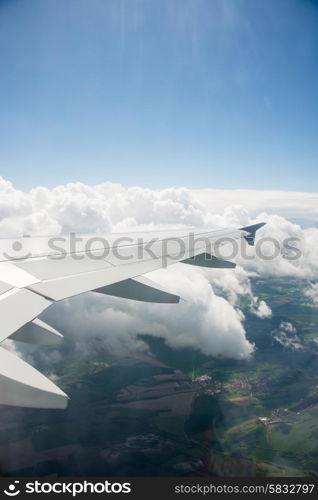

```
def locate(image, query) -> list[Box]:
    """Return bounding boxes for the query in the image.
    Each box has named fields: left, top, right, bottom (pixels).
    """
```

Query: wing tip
left=240, top=222, right=266, bottom=246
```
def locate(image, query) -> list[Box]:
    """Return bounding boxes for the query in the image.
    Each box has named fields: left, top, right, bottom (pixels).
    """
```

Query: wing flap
left=94, top=276, right=180, bottom=303
left=0, top=280, right=12, bottom=295
left=0, top=288, right=52, bottom=343
left=10, top=318, right=64, bottom=346
left=0, top=347, right=68, bottom=409
left=182, top=253, right=236, bottom=268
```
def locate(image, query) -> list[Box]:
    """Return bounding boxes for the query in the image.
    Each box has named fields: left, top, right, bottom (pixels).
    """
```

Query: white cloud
left=271, top=321, right=304, bottom=351
left=39, top=264, right=254, bottom=361
left=305, top=282, right=318, bottom=305
left=232, top=213, right=318, bottom=280
left=250, top=298, right=272, bottom=319
left=193, top=188, right=318, bottom=225
left=201, top=265, right=272, bottom=318
left=0, top=177, right=317, bottom=362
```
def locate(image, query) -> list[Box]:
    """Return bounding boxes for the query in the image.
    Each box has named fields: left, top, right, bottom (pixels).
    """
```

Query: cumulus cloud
left=0, top=177, right=208, bottom=235
left=202, top=265, right=272, bottom=318
left=250, top=298, right=272, bottom=319
left=37, top=265, right=253, bottom=361
left=271, top=321, right=304, bottom=351
left=0, top=176, right=317, bottom=364
left=305, top=282, right=318, bottom=305
left=8, top=264, right=254, bottom=370
left=234, top=213, right=318, bottom=280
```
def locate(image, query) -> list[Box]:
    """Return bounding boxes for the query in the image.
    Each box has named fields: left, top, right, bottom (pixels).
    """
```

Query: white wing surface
left=0, top=223, right=264, bottom=409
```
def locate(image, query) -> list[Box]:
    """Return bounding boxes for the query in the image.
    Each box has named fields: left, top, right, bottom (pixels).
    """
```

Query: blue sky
left=0, top=0, right=317, bottom=191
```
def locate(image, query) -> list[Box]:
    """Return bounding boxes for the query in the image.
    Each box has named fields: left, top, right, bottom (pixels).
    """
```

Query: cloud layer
left=1, top=177, right=317, bottom=364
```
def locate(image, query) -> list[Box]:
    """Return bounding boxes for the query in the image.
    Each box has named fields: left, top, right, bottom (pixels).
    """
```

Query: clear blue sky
left=0, top=0, right=317, bottom=191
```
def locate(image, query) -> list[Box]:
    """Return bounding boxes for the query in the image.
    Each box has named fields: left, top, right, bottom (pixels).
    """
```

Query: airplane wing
left=0, top=223, right=265, bottom=409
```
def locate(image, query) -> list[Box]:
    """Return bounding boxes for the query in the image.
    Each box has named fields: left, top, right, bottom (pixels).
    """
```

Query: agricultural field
left=0, top=277, right=317, bottom=477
